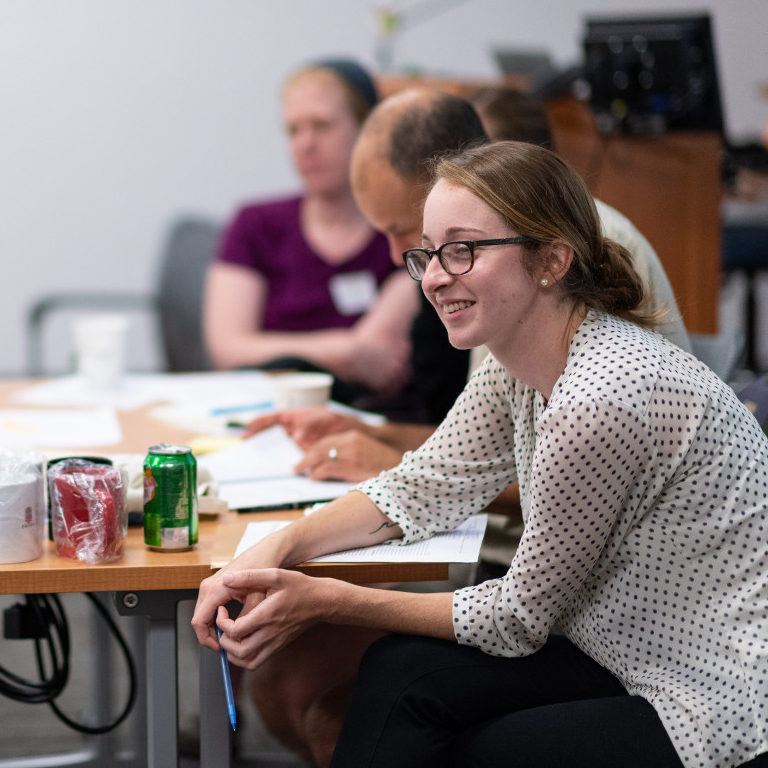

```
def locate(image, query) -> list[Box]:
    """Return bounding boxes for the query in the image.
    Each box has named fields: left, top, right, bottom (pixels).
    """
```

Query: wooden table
left=1, top=514, right=446, bottom=768
left=0, top=375, right=448, bottom=767
left=2, top=512, right=447, bottom=596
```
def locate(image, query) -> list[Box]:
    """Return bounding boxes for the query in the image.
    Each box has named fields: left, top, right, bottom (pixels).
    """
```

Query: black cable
left=0, top=594, right=68, bottom=702
left=0, top=592, right=137, bottom=734
left=48, top=593, right=138, bottom=735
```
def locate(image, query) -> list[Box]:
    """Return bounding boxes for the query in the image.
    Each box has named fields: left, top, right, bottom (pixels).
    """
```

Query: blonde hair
left=433, top=141, right=659, bottom=328
left=284, top=63, right=376, bottom=126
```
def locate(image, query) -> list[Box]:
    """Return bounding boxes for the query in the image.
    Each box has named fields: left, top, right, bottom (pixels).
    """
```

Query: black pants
left=330, top=634, right=768, bottom=768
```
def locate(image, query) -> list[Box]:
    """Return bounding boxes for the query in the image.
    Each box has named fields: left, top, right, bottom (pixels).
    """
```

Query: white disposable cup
left=72, top=314, right=129, bottom=390
left=272, top=372, right=333, bottom=411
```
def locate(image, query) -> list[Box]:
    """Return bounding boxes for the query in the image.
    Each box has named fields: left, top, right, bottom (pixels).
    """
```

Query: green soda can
left=143, top=443, right=198, bottom=551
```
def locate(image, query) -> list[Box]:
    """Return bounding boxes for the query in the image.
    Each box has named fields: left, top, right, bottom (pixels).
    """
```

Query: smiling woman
left=416, top=142, right=654, bottom=385
left=193, top=141, right=768, bottom=768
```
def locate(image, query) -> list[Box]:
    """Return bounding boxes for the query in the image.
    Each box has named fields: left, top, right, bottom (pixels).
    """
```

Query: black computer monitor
left=583, top=13, right=724, bottom=135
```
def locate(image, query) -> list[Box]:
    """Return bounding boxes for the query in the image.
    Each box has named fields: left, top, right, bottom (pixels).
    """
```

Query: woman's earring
left=540, top=278, right=549, bottom=286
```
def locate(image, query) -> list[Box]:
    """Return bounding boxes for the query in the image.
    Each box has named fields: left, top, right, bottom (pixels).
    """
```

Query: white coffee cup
left=72, top=314, right=129, bottom=390
left=272, top=372, right=333, bottom=411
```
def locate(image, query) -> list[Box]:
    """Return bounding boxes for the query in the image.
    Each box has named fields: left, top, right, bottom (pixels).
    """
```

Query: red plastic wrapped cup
left=51, top=465, right=127, bottom=563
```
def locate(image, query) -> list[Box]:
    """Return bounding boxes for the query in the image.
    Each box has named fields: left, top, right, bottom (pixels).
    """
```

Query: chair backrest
left=156, top=217, right=221, bottom=372
left=25, top=216, right=221, bottom=376
left=689, top=330, right=746, bottom=383
left=26, top=292, right=157, bottom=377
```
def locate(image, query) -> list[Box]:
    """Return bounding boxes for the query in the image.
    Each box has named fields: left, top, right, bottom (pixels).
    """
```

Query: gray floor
left=0, top=594, right=309, bottom=767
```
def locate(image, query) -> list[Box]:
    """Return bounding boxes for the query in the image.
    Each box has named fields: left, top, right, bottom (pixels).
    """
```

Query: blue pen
left=210, top=401, right=273, bottom=416
left=215, top=623, right=237, bottom=731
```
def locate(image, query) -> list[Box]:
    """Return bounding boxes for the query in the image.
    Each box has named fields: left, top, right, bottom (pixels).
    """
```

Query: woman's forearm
left=204, top=262, right=358, bottom=374
left=324, top=579, right=456, bottom=641
left=204, top=262, right=414, bottom=393
left=269, top=490, right=402, bottom=567
left=192, top=490, right=402, bottom=651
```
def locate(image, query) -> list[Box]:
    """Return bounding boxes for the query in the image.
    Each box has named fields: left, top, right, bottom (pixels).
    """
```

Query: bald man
left=245, top=89, right=491, bottom=479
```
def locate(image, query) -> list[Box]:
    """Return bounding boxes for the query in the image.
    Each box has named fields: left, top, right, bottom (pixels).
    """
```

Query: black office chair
left=155, top=217, right=220, bottom=372
left=26, top=216, right=221, bottom=376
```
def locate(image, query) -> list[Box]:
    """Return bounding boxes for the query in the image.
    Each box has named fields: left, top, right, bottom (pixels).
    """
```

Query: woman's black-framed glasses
left=402, top=238, right=529, bottom=282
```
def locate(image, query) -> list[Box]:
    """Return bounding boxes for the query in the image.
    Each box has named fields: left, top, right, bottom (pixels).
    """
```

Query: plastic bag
left=49, top=459, right=127, bottom=564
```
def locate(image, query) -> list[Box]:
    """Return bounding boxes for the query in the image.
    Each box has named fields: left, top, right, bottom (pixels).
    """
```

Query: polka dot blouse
left=357, top=311, right=768, bottom=768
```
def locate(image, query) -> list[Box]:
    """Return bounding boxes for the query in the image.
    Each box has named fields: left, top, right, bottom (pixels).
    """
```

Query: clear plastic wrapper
left=0, top=448, right=45, bottom=564
left=49, top=459, right=127, bottom=564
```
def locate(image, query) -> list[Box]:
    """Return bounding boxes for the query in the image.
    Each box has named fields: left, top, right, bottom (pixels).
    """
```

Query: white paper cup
left=72, top=314, right=129, bottom=390
left=272, top=372, right=333, bottom=410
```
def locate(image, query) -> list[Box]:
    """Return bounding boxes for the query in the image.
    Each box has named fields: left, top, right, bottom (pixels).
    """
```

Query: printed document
left=233, top=514, right=488, bottom=563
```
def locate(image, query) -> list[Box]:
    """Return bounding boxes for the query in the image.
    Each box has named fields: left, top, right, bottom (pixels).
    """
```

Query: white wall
left=2, top=0, right=766, bottom=376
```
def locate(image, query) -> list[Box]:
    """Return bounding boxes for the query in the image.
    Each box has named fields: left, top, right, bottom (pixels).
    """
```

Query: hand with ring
left=295, top=432, right=404, bottom=482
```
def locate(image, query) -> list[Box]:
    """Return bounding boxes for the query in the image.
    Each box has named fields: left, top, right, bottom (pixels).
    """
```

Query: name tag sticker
left=328, top=271, right=378, bottom=316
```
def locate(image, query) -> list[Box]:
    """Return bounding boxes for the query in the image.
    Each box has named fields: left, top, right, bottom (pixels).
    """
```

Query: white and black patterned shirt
left=357, top=311, right=768, bottom=768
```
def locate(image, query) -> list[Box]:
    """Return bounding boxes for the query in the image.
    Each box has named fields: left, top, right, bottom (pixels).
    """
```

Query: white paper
left=14, top=374, right=167, bottom=410
left=198, top=427, right=356, bottom=509
left=234, top=514, right=488, bottom=563
left=198, top=427, right=304, bottom=481
left=218, top=477, right=356, bottom=511
left=15, top=371, right=277, bottom=411
left=0, top=408, right=122, bottom=448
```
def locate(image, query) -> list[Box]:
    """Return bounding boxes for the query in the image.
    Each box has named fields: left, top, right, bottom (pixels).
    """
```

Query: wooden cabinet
left=546, top=97, right=722, bottom=334
left=376, top=74, right=529, bottom=100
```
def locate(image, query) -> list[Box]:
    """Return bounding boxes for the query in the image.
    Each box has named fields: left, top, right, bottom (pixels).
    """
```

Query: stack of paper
left=197, top=427, right=356, bottom=510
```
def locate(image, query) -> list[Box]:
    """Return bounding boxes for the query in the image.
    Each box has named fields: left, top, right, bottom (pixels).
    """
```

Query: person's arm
left=216, top=569, right=455, bottom=670
left=203, top=262, right=416, bottom=395
left=194, top=362, right=508, bottom=648
left=244, top=407, right=437, bottom=481
left=192, top=489, right=455, bottom=669
left=193, top=361, right=517, bottom=665
left=369, top=422, right=435, bottom=452
left=340, top=269, right=420, bottom=397
left=294, top=430, right=406, bottom=482
left=203, top=261, right=358, bottom=373
left=191, top=490, right=401, bottom=653
left=453, top=398, right=652, bottom=657
left=348, top=270, right=419, bottom=360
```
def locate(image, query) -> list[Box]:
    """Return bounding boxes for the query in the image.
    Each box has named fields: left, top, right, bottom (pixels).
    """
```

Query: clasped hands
left=193, top=565, right=336, bottom=670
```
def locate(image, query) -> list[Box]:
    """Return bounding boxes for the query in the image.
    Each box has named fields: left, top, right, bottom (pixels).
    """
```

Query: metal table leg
left=115, top=589, right=197, bottom=768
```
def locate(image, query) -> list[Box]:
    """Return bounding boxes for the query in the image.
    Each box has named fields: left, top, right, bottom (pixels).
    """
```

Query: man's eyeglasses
left=402, top=238, right=530, bottom=281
